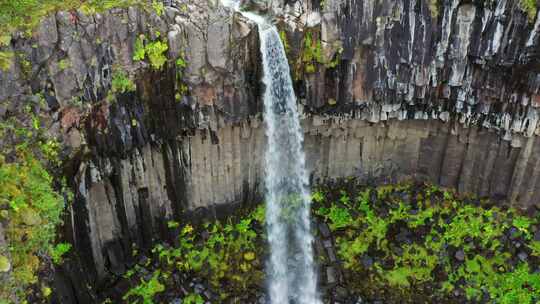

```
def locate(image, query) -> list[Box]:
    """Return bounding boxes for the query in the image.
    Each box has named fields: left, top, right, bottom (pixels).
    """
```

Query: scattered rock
left=326, top=266, right=337, bottom=284
left=361, top=255, right=374, bottom=268
left=534, top=229, right=540, bottom=242
left=454, top=250, right=465, bottom=261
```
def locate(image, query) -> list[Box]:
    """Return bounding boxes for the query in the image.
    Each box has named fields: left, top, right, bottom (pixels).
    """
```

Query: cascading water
left=221, top=1, right=321, bottom=303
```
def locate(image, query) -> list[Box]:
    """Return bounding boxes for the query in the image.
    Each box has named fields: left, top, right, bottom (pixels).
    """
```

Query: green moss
left=429, top=0, right=439, bottom=18
left=0, top=0, right=145, bottom=37
left=0, top=109, right=69, bottom=302
left=279, top=30, right=290, bottom=55
left=151, top=0, right=164, bottom=17
left=0, top=150, right=64, bottom=300
left=183, top=293, right=204, bottom=304
left=132, top=34, right=169, bottom=70
left=0, top=51, right=14, bottom=71
left=123, top=271, right=165, bottom=304
left=301, top=31, right=324, bottom=74
left=521, top=0, right=538, bottom=22
left=175, top=53, right=188, bottom=101
left=0, top=255, right=10, bottom=273
left=111, top=69, right=136, bottom=94
left=58, top=58, right=71, bottom=71
left=314, top=182, right=540, bottom=303
left=121, top=206, right=266, bottom=302
left=50, top=243, right=72, bottom=264
left=295, top=30, right=341, bottom=77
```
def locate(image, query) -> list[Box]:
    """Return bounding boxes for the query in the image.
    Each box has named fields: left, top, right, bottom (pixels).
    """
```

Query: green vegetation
left=295, top=30, right=342, bottom=77
left=313, top=182, right=540, bottom=303
left=174, top=54, right=188, bottom=102
left=58, top=58, right=71, bottom=71
left=301, top=31, right=324, bottom=74
left=0, top=149, right=64, bottom=299
left=123, top=271, right=165, bottom=304
left=183, top=293, right=204, bottom=304
left=521, top=0, right=538, bottom=22
left=429, top=0, right=439, bottom=18
left=151, top=0, right=164, bottom=17
left=0, top=0, right=143, bottom=37
left=50, top=243, right=72, bottom=264
left=0, top=51, right=14, bottom=71
left=111, top=69, right=136, bottom=94
left=115, top=181, right=540, bottom=303
left=133, top=34, right=169, bottom=70
left=121, top=206, right=266, bottom=302
left=0, top=105, right=69, bottom=302
left=279, top=30, right=290, bottom=55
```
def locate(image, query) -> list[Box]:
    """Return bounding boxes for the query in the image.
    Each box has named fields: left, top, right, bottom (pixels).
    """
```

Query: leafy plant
left=0, top=149, right=64, bottom=299
left=132, top=34, right=169, bottom=70
left=0, top=51, right=14, bottom=71
left=183, top=293, right=204, bottom=304
left=151, top=0, right=164, bottom=16
left=111, top=69, right=136, bottom=94
left=520, top=0, right=538, bottom=22
left=58, top=58, right=70, bottom=71
left=50, top=243, right=72, bottom=264
left=0, top=0, right=144, bottom=37
left=320, top=205, right=353, bottom=230
left=122, top=271, right=165, bottom=304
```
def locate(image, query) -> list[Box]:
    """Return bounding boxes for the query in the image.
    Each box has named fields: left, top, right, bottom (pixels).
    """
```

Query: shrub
left=0, top=150, right=64, bottom=300
left=111, top=69, right=136, bottom=94
left=50, top=243, right=72, bottom=264
left=122, top=271, right=165, bottom=304
left=132, top=34, right=169, bottom=70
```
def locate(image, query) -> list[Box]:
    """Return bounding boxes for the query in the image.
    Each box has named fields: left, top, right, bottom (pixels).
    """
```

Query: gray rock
left=319, top=222, right=331, bottom=238
left=361, top=255, right=374, bottom=268
left=207, top=18, right=230, bottom=71
left=326, top=266, right=337, bottom=284
left=455, top=250, right=465, bottom=261
left=327, top=247, right=337, bottom=263
left=323, top=239, right=333, bottom=248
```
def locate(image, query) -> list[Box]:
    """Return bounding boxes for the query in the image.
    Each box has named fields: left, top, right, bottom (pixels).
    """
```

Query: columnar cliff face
left=0, top=0, right=539, bottom=300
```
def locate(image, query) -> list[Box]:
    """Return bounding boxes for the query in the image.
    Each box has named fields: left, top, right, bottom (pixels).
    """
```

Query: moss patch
left=112, top=181, right=540, bottom=303
left=313, top=181, right=540, bottom=303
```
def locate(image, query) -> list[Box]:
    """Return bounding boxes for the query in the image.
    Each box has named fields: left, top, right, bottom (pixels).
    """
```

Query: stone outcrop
left=0, top=0, right=539, bottom=302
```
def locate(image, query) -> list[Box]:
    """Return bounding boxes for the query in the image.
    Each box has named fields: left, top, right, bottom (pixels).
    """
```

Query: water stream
left=221, top=1, right=321, bottom=303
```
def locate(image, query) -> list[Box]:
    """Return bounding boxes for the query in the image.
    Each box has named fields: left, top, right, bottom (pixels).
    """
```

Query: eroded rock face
left=0, top=0, right=539, bottom=301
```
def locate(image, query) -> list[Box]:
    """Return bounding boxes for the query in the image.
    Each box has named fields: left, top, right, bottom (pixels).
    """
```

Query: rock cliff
left=0, top=0, right=539, bottom=301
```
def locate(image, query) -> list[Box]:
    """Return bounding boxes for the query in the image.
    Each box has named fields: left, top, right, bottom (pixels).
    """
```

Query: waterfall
left=221, top=1, right=321, bottom=303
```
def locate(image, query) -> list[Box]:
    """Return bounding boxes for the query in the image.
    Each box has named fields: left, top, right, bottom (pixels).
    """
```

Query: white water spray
left=221, top=1, right=321, bottom=303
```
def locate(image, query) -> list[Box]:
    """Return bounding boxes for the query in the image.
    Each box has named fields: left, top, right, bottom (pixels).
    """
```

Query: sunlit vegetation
left=111, top=69, right=136, bottom=94
left=0, top=103, right=70, bottom=302
left=294, top=30, right=342, bottom=78
left=0, top=0, right=142, bottom=37
left=115, top=181, right=540, bottom=303
left=521, top=0, right=538, bottom=22
left=313, top=182, right=540, bottom=303
left=174, top=54, right=189, bottom=102
left=118, top=206, right=266, bottom=303
left=133, top=33, right=169, bottom=70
